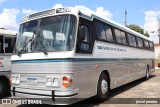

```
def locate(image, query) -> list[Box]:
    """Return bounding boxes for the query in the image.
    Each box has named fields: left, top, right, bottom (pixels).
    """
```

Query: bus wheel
left=95, top=73, right=109, bottom=102
left=0, top=79, right=7, bottom=98
left=145, top=67, right=150, bottom=80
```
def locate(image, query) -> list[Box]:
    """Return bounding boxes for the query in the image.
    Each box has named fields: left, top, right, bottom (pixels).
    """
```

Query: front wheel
left=0, top=80, right=7, bottom=98
left=95, top=73, right=109, bottom=102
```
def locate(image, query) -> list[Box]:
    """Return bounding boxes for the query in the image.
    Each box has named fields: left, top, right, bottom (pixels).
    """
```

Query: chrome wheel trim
left=101, top=79, right=108, bottom=94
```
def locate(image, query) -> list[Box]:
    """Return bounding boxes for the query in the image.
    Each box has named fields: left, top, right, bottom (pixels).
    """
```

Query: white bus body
left=11, top=7, right=155, bottom=105
left=0, top=28, right=16, bottom=98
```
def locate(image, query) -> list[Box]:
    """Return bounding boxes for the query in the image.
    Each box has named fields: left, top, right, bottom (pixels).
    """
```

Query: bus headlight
left=12, top=75, right=20, bottom=84
left=53, top=78, right=59, bottom=87
left=46, top=76, right=60, bottom=87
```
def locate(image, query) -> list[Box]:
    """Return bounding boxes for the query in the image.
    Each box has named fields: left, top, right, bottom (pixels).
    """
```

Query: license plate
left=27, top=77, right=37, bottom=85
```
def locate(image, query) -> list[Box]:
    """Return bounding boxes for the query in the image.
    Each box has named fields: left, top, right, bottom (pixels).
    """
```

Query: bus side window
left=115, top=29, right=127, bottom=45
left=149, top=42, right=154, bottom=50
left=127, top=34, right=137, bottom=47
left=0, top=35, right=4, bottom=53
left=76, top=25, right=91, bottom=53
left=0, top=42, right=1, bottom=53
left=144, top=40, right=149, bottom=49
left=137, top=37, right=144, bottom=48
left=103, top=25, right=114, bottom=42
left=4, top=36, right=13, bottom=53
left=115, top=29, right=122, bottom=44
left=94, top=21, right=107, bottom=41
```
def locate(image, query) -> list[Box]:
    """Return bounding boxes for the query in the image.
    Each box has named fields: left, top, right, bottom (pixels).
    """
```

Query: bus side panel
left=0, top=54, right=12, bottom=72
left=72, top=59, right=150, bottom=98
left=93, top=41, right=154, bottom=89
left=72, top=61, right=103, bottom=99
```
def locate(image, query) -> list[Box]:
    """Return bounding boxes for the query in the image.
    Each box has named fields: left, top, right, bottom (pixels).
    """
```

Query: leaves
left=126, top=24, right=150, bottom=37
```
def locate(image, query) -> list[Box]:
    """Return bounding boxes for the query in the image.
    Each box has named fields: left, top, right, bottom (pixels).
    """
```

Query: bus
left=10, top=7, right=155, bottom=105
left=0, top=28, right=16, bottom=98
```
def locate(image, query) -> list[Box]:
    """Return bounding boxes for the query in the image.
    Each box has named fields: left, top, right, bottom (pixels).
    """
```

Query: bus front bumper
left=10, top=87, right=79, bottom=105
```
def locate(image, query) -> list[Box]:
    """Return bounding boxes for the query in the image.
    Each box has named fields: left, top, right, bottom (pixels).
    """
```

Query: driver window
left=76, top=25, right=91, bottom=53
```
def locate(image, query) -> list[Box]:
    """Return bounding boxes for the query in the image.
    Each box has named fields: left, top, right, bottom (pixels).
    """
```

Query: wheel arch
left=96, top=70, right=111, bottom=93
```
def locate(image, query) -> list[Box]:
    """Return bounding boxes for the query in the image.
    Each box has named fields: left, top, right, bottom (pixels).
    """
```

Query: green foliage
left=144, top=32, right=150, bottom=37
left=126, top=24, right=150, bottom=37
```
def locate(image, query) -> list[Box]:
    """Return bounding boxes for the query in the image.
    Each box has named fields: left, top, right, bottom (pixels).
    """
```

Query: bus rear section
left=0, top=28, right=16, bottom=98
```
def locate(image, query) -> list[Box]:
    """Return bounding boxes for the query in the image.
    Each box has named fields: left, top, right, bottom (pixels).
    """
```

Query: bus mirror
left=78, top=26, right=86, bottom=41
left=78, top=42, right=90, bottom=52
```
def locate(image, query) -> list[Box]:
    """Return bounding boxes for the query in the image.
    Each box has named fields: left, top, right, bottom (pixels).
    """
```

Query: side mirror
left=78, top=25, right=86, bottom=41
left=77, top=42, right=90, bottom=53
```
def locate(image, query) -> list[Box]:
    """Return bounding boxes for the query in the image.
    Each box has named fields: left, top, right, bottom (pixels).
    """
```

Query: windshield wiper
left=18, top=39, right=32, bottom=56
left=41, top=43, right=48, bottom=55
left=18, top=33, right=35, bottom=56
left=36, top=31, right=48, bottom=55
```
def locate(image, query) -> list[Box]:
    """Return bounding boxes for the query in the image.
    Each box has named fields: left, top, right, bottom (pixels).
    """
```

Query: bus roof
left=22, top=7, right=152, bottom=42
left=0, top=28, right=17, bottom=36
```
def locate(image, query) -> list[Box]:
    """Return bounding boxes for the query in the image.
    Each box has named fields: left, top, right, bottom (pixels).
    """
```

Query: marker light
left=62, top=76, right=73, bottom=88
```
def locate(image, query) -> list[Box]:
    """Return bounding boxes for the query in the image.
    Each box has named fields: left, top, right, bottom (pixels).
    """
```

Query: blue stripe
left=11, top=58, right=153, bottom=64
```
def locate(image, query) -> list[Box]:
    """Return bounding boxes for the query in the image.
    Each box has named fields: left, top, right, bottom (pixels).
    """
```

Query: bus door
left=74, top=17, right=97, bottom=96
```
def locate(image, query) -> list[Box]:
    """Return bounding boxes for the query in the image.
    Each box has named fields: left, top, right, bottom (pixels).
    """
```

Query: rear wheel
left=95, top=73, right=109, bottom=102
left=0, top=79, right=8, bottom=98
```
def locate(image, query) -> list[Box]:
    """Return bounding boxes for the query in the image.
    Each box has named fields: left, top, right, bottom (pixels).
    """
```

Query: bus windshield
left=14, top=15, right=76, bottom=54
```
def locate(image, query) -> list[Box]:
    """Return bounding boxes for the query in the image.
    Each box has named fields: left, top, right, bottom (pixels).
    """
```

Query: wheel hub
left=101, top=79, right=108, bottom=94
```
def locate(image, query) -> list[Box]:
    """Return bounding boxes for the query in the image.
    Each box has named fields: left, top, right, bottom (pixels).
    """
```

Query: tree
left=126, top=24, right=150, bottom=37
left=144, top=32, right=150, bottom=37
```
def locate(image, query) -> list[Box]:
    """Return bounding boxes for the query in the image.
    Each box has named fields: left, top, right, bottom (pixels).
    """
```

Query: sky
left=0, top=0, right=160, bottom=43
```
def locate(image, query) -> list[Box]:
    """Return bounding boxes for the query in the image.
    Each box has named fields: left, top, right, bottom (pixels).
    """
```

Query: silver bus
left=10, top=7, right=155, bottom=105
left=0, top=28, right=16, bottom=98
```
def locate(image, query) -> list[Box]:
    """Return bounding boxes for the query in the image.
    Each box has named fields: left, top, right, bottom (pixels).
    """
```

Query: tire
left=145, top=67, right=150, bottom=80
left=0, top=79, right=8, bottom=98
left=95, top=73, right=109, bottom=102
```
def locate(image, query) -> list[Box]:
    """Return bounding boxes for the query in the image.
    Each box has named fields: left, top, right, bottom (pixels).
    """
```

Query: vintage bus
left=10, top=7, right=155, bottom=104
left=0, top=28, right=16, bottom=98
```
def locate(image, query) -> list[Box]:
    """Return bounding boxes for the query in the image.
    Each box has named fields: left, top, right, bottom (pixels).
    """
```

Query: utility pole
left=158, top=19, right=160, bottom=44
left=124, top=9, right=127, bottom=26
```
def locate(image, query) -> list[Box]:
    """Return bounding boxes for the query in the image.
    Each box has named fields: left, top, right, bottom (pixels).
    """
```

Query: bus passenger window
left=149, top=42, right=154, bottom=50
left=4, top=37, right=14, bottom=53
left=121, top=31, right=127, bottom=45
left=0, top=35, right=3, bottom=53
left=76, top=25, right=90, bottom=53
left=115, top=29, right=123, bottom=44
left=94, top=22, right=106, bottom=41
left=115, top=29, right=127, bottom=45
left=137, top=37, right=143, bottom=48
left=103, top=25, right=114, bottom=42
left=144, top=40, right=149, bottom=49
left=0, top=42, right=1, bottom=53
left=127, top=34, right=137, bottom=47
